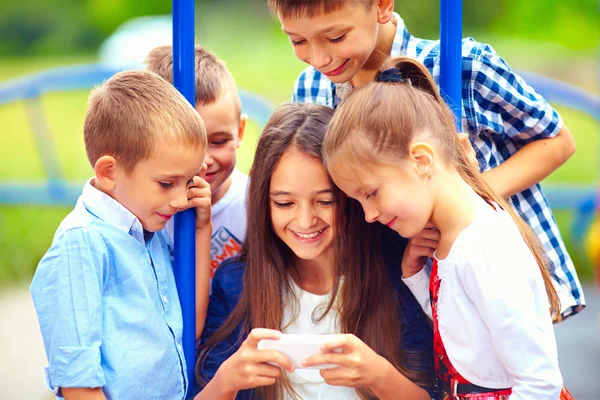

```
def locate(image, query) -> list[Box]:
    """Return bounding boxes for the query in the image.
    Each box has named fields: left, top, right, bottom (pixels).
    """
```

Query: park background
left=0, top=0, right=598, bottom=398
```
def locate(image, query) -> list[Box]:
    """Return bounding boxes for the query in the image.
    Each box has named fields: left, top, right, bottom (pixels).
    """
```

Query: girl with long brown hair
left=192, top=102, right=436, bottom=400
left=322, top=57, right=573, bottom=400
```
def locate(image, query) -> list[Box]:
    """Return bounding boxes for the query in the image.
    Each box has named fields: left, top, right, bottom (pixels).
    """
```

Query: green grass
left=0, top=34, right=598, bottom=286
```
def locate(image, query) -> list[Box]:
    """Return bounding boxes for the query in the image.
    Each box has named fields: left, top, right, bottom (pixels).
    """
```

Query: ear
left=94, top=156, right=118, bottom=192
left=409, top=142, right=435, bottom=178
left=237, top=113, right=248, bottom=148
left=377, top=0, right=395, bottom=24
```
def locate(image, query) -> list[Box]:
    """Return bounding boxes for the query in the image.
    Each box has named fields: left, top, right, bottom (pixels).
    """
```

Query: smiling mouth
left=291, top=228, right=327, bottom=240
left=157, top=213, right=174, bottom=221
left=323, top=60, right=349, bottom=77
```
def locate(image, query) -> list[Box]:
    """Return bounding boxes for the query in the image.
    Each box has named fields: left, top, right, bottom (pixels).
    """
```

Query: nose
left=204, top=152, right=214, bottom=166
left=168, top=187, right=188, bottom=210
left=309, top=45, right=332, bottom=70
left=364, top=206, right=380, bottom=224
left=297, top=203, right=317, bottom=230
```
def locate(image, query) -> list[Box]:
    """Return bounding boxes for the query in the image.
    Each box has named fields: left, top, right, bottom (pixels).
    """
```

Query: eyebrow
left=270, top=189, right=333, bottom=196
left=208, top=131, right=234, bottom=137
left=157, top=174, right=189, bottom=180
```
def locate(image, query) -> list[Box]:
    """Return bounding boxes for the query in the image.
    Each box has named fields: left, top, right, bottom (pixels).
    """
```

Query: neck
left=430, top=171, right=491, bottom=259
left=211, top=174, right=233, bottom=204
left=349, top=15, right=397, bottom=88
left=289, top=246, right=335, bottom=295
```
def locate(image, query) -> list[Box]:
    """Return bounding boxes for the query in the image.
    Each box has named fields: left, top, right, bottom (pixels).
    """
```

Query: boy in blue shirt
left=31, top=70, right=212, bottom=399
left=268, top=0, right=585, bottom=319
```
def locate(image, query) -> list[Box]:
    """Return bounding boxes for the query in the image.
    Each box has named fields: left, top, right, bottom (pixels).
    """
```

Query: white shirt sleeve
left=459, top=235, right=563, bottom=400
left=402, top=261, right=432, bottom=320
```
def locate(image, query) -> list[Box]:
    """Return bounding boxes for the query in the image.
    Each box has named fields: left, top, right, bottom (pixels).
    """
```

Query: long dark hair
left=197, top=102, right=432, bottom=399
left=323, top=56, right=560, bottom=321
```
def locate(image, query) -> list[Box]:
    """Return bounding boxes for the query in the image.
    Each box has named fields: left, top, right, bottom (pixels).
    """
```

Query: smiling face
left=196, top=89, right=245, bottom=204
left=111, top=141, right=205, bottom=232
left=279, top=2, right=381, bottom=84
left=269, top=146, right=336, bottom=262
left=331, top=160, right=434, bottom=239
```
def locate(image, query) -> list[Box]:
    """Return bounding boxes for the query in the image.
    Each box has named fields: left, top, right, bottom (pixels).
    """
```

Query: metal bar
left=172, top=0, right=196, bottom=394
left=440, top=0, right=463, bottom=123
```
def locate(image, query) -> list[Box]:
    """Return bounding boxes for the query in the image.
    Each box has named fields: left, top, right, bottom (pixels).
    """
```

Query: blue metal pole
left=172, top=0, right=196, bottom=394
left=440, top=0, right=463, bottom=124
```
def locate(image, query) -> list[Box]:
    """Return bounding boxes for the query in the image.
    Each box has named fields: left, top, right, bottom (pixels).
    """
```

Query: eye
left=291, top=39, right=306, bottom=46
left=318, top=200, right=334, bottom=207
left=328, top=33, right=347, bottom=44
left=210, top=139, right=229, bottom=147
left=159, top=182, right=174, bottom=189
left=273, top=201, right=293, bottom=209
left=366, top=190, right=378, bottom=200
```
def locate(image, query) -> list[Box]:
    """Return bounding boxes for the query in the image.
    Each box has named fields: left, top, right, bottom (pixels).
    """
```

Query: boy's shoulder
left=292, top=65, right=335, bottom=106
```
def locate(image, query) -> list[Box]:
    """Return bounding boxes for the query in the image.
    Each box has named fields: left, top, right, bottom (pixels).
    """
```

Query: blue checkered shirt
left=292, top=13, right=585, bottom=317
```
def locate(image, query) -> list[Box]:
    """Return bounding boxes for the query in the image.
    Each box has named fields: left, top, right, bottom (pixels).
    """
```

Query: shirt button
left=162, top=296, right=169, bottom=304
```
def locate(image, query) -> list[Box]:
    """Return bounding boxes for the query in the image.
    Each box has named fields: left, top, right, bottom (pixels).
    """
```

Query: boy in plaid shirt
left=268, top=0, right=584, bottom=319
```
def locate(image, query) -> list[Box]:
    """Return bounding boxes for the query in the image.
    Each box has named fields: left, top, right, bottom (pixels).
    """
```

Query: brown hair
left=84, top=70, right=207, bottom=173
left=267, top=0, right=373, bottom=19
left=145, top=45, right=241, bottom=116
left=197, top=102, right=433, bottom=399
left=323, top=56, right=561, bottom=321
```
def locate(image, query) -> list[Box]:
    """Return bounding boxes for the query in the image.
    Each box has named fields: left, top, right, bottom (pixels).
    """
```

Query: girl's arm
left=194, top=329, right=295, bottom=400
left=461, top=234, right=563, bottom=399
left=62, top=388, right=106, bottom=400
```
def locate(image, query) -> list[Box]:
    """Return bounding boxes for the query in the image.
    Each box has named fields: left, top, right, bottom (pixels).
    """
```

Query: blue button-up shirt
left=292, top=13, right=585, bottom=317
left=31, top=180, right=188, bottom=399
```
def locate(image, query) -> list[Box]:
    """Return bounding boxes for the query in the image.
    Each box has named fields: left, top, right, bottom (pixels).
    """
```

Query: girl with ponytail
left=323, top=57, right=573, bottom=400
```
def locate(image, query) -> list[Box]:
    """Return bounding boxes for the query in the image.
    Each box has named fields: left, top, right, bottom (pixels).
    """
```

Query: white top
left=281, top=278, right=361, bottom=400
left=167, top=169, right=248, bottom=277
left=403, top=207, right=563, bottom=400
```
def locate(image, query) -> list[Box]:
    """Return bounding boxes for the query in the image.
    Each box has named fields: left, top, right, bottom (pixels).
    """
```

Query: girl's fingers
left=251, top=376, right=278, bottom=387
left=302, top=352, right=348, bottom=368
left=321, top=334, right=354, bottom=353
left=410, top=238, right=439, bottom=249
left=409, top=245, right=434, bottom=259
left=245, top=328, right=282, bottom=348
left=254, top=350, right=295, bottom=373
left=253, top=363, right=285, bottom=378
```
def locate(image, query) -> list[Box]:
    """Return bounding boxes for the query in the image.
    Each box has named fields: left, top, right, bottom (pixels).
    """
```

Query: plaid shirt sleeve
left=292, top=65, right=335, bottom=107
left=467, top=42, right=563, bottom=143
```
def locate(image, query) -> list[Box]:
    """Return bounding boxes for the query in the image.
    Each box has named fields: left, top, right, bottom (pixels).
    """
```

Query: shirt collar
left=81, top=178, right=146, bottom=244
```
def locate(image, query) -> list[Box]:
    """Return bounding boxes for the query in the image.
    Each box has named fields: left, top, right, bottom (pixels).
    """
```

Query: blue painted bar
left=172, top=0, right=197, bottom=393
left=440, top=0, right=463, bottom=123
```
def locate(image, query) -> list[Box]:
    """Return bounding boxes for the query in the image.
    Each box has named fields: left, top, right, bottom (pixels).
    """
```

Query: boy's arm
left=186, top=167, right=212, bottom=339
left=481, top=125, right=575, bottom=197
left=196, top=223, right=212, bottom=339
left=30, top=228, right=107, bottom=395
left=62, top=388, right=106, bottom=400
left=467, top=44, right=575, bottom=197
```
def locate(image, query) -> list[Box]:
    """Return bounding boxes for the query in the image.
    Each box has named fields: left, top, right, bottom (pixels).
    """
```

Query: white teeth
left=294, top=229, right=324, bottom=239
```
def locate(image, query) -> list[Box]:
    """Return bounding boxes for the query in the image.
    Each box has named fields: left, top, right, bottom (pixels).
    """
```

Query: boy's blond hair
left=84, top=70, right=207, bottom=173
left=145, top=45, right=241, bottom=116
left=267, top=0, right=372, bottom=18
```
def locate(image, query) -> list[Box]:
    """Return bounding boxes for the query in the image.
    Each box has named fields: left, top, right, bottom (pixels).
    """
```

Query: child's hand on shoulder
left=186, top=163, right=212, bottom=231
left=401, top=223, right=440, bottom=278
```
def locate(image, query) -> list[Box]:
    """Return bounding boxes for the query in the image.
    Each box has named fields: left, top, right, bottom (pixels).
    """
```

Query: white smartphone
left=257, top=333, right=342, bottom=369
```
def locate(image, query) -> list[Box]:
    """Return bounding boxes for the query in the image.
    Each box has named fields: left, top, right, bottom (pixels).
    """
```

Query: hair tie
left=377, top=68, right=403, bottom=83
